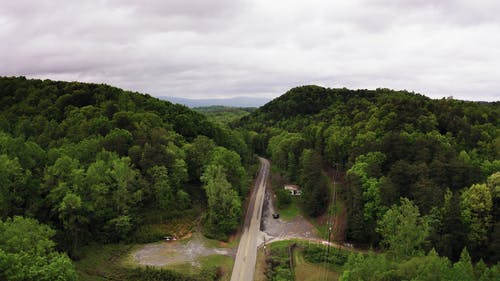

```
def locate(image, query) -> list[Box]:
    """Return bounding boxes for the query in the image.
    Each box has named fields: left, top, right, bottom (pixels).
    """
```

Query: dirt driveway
left=131, top=233, right=236, bottom=267
left=259, top=190, right=319, bottom=244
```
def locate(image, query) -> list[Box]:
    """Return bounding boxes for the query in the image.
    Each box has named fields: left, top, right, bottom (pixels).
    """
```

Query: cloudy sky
left=1, top=0, right=499, bottom=101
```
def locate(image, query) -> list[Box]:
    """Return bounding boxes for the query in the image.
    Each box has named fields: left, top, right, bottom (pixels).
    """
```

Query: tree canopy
left=238, top=85, right=499, bottom=263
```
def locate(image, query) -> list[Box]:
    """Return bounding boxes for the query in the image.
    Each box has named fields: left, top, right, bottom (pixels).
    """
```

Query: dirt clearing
left=130, top=233, right=236, bottom=267
left=260, top=190, right=319, bottom=243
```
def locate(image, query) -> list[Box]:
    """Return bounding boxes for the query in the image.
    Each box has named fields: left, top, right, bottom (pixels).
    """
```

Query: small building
left=284, top=185, right=302, bottom=196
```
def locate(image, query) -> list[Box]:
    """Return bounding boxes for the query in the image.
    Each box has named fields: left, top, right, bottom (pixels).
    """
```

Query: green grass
left=268, top=239, right=299, bottom=250
left=198, top=255, right=234, bottom=281
left=157, top=254, right=234, bottom=281
left=130, top=207, right=201, bottom=243
left=262, top=239, right=351, bottom=281
left=277, top=197, right=301, bottom=221
left=75, top=243, right=137, bottom=281
left=269, top=164, right=303, bottom=221
left=254, top=248, right=267, bottom=281
left=203, top=234, right=239, bottom=249
left=264, top=239, right=340, bottom=281
left=314, top=222, right=330, bottom=240
left=294, top=250, right=340, bottom=281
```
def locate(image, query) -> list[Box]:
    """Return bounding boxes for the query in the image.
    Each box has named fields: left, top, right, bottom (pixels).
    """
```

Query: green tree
left=324, top=125, right=351, bottom=168
left=184, top=136, right=216, bottom=182
left=376, top=198, right=429, bottom=259
left=209, top=147, right=247, bottom=196
left=0, top=216, right=77, bottom=281
left=149, top=166, right=174, bottom=209
left=461, top=183, right=493, bottom=248
left=395, top=249, right=452, bottom=281
left=201, top=165, right=242, bottom=240
left=451, top=248, right=474, bottom=281
left=299, top=149, right=329, bottom=217
left=0, top=155, right=31, bottom=218
left=346, top=152, right=387, bottom=242
left=103, top=128, right=133, bottom=156
left=340, top=252, right=392, bottom=281
left=58, top=192, right=88, bottom=257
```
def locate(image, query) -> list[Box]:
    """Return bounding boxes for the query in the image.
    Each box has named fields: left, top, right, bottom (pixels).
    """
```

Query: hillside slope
left=238, top=85, right=499, bottom=263
left=0, top=77, right=251, bottom=260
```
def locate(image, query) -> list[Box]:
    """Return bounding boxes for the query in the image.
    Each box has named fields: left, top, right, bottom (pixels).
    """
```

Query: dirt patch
left=131, top=233, right=236, bottom=267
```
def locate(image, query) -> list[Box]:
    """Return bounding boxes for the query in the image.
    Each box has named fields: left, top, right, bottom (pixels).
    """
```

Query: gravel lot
left=131, top=233, right=235, bottom=267
left=259, top=190, right=318, bottom=244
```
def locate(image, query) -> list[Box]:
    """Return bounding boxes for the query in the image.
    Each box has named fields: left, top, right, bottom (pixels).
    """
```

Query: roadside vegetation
left=260, top=239, right=349, bottom=281
left=260, top=202, right=500, bottom=281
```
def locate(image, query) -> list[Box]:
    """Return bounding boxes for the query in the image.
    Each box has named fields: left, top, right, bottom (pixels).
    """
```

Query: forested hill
left=0, top=77, right=246, bottom=145
left=0, top=76, right=251, bottom=279
left=238, top=85, right=499, bottom=263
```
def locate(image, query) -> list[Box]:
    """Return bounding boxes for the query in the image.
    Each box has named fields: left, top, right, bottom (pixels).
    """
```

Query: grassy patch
left=155, top=254, right=233, bottom=281
left=254, top=248, right=268, bottom=281
left=265, top=241, right=294, bottom=280
left=294, top=250, right=340, bottom=281
left=314, top=222, right=330, bottom=240
left=203, top=235, right=239, bottom=249
left=263, top=240, right=351, bottom=281
left=131, top=207, right=201, bottom=243
left=198, top=255, right=234, bottom=281
left=277, top=197, right=301, bottom=221
left=75, top=243, right=137, bottom=281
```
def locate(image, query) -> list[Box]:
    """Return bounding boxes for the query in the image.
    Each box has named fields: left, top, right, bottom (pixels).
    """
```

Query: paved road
left=230, top=157, right=269, bottom=281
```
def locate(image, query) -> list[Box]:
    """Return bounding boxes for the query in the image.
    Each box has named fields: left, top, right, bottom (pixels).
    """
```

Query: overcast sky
left=1, top=0, right=499, bottom=101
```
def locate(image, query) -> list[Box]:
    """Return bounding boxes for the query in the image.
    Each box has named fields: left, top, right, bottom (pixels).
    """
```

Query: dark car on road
left=272, top=213, right=280, bottom=219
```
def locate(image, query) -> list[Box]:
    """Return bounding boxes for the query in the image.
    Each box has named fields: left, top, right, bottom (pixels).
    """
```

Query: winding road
left=230, top=157, right=269, bottom=281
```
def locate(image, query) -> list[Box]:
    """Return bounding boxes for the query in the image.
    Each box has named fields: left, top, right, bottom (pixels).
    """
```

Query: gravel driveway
left=259, top=190, right=318, bottom=245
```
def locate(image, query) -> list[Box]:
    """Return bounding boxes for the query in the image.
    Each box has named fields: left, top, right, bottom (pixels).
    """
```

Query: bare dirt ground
left=131, top=233, right=236, bottom=267
left=259, top=190, right=319, bottom=245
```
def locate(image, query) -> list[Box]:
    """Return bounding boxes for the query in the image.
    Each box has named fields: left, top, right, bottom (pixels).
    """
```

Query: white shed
left=284, top=185, right=302, bottom=196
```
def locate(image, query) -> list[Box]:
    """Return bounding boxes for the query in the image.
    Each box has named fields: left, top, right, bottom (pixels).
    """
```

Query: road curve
left=230, top=157, right=269, bottom=281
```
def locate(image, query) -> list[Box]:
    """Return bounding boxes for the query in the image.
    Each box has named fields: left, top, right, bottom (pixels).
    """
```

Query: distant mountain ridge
left=160, top=96, right=271, bottom=108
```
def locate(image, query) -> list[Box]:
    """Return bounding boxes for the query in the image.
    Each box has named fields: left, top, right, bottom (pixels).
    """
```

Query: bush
left=265, top=242, right=294, bottom=281
left=275, top=188, right=292, bottom=208
left=302, top=244, right=348, bottom=266
left=130, top=224, right=171, bottom=243
left=124, top=266, right=219, bottom=281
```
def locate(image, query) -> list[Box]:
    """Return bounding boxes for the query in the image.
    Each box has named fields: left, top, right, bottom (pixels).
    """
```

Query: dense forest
left=237, top=85, right=499, bottom=266
left=1, top=77, right=499, bottom=280
left=0, top=77, right=253, bottom=280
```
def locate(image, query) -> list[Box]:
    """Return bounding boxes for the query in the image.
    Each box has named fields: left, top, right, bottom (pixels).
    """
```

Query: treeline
left=341, top=198, right=500, bottom=280
left=0, top=77, right=252, bottom=280
left=237, top=85, right=499, bottom=263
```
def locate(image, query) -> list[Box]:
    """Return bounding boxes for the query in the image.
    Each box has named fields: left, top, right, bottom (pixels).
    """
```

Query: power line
left=323, top=165, right=337, bottom=281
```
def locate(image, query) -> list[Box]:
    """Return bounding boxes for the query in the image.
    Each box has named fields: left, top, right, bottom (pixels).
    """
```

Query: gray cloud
left=0, top=0, right=499, bottom=101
